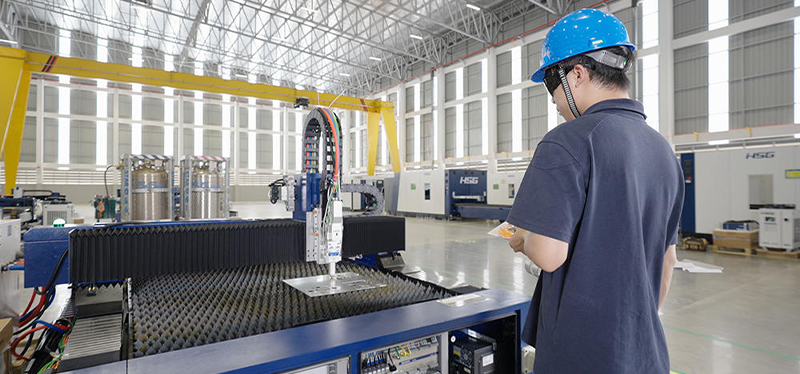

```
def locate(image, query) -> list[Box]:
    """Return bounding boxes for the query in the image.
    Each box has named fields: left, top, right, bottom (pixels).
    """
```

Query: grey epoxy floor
left=400, top=217, right=800, bottom=374
left=37, top=203, right=800, bottom=373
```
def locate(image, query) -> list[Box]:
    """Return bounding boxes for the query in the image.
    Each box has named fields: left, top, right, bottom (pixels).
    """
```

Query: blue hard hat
left=531, top=8, right=635, bottom=83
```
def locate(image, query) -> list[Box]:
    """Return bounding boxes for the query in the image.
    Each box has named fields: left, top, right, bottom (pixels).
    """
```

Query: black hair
left=547, top=46, right=635, bottom=92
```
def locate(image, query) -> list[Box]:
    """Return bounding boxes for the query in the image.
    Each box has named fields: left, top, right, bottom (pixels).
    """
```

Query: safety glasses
left=543, top=65, right=574, bottom=96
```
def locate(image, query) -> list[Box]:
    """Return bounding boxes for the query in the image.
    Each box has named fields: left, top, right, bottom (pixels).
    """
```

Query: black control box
left=450, top=333, right=495, bottom=374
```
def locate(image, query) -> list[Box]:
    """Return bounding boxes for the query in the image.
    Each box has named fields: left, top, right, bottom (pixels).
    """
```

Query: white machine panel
left=487, top=171, right=524, bottom=206
left=758, top=209, right=800, bottom=251
left=42, top=203, right=75, bottom=226
left=694, top=145, right=800, bottom=234
left=0, top=219, right=21, bottom=320
left=397, top=169, right=446, bottom=216
left=0, top=219, right=21, bottom=266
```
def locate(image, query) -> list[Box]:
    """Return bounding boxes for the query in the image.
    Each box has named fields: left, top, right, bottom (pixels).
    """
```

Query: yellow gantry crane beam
left=0, top=46, right=399, bottom=193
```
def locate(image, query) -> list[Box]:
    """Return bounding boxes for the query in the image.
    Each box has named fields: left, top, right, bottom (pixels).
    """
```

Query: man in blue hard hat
left=506, top=8, right=683, bottom=373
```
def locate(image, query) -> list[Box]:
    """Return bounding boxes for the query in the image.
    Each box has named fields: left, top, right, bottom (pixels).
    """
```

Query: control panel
left=360, top=332, right=447, bottom=374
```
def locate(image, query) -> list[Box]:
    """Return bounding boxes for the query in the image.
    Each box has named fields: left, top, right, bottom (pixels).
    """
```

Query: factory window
left=522, top=41, right=543, bottom=83
left=204, top=129, right=223, bottom=157
left=388, top=92, right=399, bottom=117
left=405, top=86, right=415, bottom=113
left=26, top=84, right=37, bottom=112
left=445, top=71, right=456, bottom=102
left=445, top=107, right=456, bottom=158
left=707, top=0, right=729, bottom=133
left=70, top=89, right=96, bottom=116
left=377, top=124, right=386, bottom=166
left=497, top=51, right=512, bottom=88
left=642, top=0, right=659, bottom=49
left=256, top=107, right=274, bottom=131
left=256, top=133, right=273, bottom=169
left=183, top=98, right=197, bottom=124
left=70, top=120, right=95, bottom=165
left=360, top=129, right=367, bottom=168
left=142, top=125, right=164, bottom=156
left=183, top=128, right=195, bottom=156
left=522, top=86, right=548, bottom=150
left=730, top=22, right=793, bottom=129
left=497, top=93, right=512, bottom=153
left=640, top=54, right=660, bottom=131
left=465, top=62, right=482, bottom=97
left=405, top=117, right=415, bottom=162
left=43, top=86, right=58, bottom=114
left=164, top=126, right=177, bottom=159
left=204, top=103, right=222, bottom=127
left=464, top=101, right=482, bottom=156
left=118, top=123, right=132, bottom=157
left=287, top=134, right=299, bottom=171
left=421, top=113, right=433, bottom=161
left=143, top=97, right=164, bottom=122
left=350, top=130, right=357, bottom=169
left=118, top=93, right=133, bottom=119
left=21, top=117, right=36, bottom=163
left=674, top=44, right=709, bottom=135
left=796, top=16, right=800, bottom=125
left=238, top=132, right=249, bottom=170
left=421, top=80, right=433, bottom=108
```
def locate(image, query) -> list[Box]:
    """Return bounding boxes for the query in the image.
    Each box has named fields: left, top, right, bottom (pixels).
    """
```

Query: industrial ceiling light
left=369, top=56, right=382, bottom=61
left=339, top=72, right=351, bottom=77
left=708, top=139, right=729, bottom=145
left=466, top=4, right=481, bottom=11
left=0, top=38, right=18, bottom=45
left=410, top=34, right=423, bottom=40
left=795, top=133, right=800, bottom=139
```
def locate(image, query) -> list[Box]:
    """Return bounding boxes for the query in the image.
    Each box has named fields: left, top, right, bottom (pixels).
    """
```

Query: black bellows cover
left=69, top=220, right=305, bottom=284
left=69, top=217, right=405, bottom=284
left=342, top=216, right=405, bottom=257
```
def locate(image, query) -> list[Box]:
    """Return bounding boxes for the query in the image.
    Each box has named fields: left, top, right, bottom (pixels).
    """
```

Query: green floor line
left=670, top=369, right=689, bottom=374
left=664, top=325, right=800, bottom=362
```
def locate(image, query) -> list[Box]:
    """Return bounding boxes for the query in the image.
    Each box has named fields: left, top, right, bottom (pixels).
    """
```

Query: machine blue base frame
left=61, top=288, right=530, bottom=374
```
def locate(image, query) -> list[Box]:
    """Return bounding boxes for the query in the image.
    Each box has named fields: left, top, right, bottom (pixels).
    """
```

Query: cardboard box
left=722, top=221, right=759, bottom=231
left=713, top=229, right=759, bottom=249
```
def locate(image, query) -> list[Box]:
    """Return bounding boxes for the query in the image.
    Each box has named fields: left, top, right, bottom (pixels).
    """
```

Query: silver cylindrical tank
left=190, top=166, right=224, bottom=219
left=131, top=165, right=170, bottom=220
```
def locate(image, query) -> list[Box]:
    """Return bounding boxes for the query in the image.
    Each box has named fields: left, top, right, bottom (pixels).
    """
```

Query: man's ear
left=572, top=64, right=591, bottom=88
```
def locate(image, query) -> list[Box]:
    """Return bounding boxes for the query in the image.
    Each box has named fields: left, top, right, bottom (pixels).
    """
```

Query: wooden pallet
left=711, top=245, right=754, bottom=256
left=711, top=245, right=800, bottom=260
left=752, top=248, right=800, bottom=260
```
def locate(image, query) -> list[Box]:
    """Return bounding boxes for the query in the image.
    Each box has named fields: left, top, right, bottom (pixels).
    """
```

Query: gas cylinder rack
left=119, top=154, right=175, bottom=222
left=179, top=155, right=231, bottom=220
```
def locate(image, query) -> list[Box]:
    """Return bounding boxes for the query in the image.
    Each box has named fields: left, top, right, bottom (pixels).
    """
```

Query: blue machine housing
left=61, top=288, right=530, bottom=374
left=292, top=172, right=323, bottom=221
left=680, top=153, right=695, bottom=234
left=445, top=170, right=511, bottom=221
left=445, top=170, right=487, bottom=216
left=0, top=196, right=36, bottom=208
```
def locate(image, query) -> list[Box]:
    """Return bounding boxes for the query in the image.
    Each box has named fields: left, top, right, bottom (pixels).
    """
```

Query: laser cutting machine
left=15, top=107, right=530, bottom=374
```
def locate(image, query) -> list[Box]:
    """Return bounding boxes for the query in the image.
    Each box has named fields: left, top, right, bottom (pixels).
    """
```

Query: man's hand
left=509, top=227, right=529, bottom=253
left=508, top=226, right=569, bottom=273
